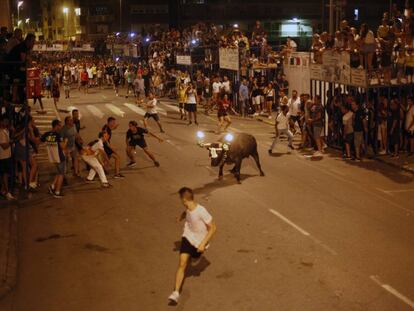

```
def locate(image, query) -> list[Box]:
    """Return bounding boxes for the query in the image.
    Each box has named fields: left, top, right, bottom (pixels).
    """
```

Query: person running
left=63, top=71, right=71, bottom=99
left=168, top=187, right=216, bottom=304
left=102, top=117, right=124, bottom=178
left=51, top=78, right=60, bottom=110
left=143, top=92, right=164, bottom=133
left=268, top=105, right=294, bottom=154
left=185, top=83, right=198, bottom=126
left=216, top=94, right=237, bottom=134
left=41, top=119, right=67, bottom=198
left=126, top=121, right=163, bottom=168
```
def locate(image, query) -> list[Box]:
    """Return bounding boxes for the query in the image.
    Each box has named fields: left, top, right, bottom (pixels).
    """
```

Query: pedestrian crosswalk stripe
left=162, top=103, right=180, bottom=112
left=157, top=107, right=168, bottom=116
left=86, top=105, right=105, bottom=119
left=105, top=103, right=125, bottom=117
left=123, top=103, right=146, bottom=116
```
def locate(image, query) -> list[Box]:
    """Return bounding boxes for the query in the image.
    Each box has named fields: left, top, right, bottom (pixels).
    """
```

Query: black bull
left=206, top=133, right=265, bottom=183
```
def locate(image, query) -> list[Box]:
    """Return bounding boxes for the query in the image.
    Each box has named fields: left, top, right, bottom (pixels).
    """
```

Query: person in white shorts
left=168, top=187, right=216, bottom=304
left=269, top=105, right=294, bottom=154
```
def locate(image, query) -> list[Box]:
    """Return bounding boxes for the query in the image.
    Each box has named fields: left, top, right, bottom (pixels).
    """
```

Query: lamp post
left=17, top=1, right=24, bottom=28
left=63, top=7, right=69, bottom=39
left=119, top=0, right=122, bottom=32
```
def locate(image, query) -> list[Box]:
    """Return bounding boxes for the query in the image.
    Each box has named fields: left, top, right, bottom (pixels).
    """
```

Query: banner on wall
left=350, top=68, right=368, bottom=87
left=176, top=55, right=192, bottom=65
left=219, top=48, right=239, bottom=71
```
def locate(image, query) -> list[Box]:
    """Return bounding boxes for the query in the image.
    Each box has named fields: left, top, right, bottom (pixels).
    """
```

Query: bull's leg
left=233, top=159, right=242, bottom=184
left=218, top=163, right=225, bottom=180
left=252, top=151, right=265, bottom=176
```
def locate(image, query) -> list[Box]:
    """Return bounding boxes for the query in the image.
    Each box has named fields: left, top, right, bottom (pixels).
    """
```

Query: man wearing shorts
left=143, top=92, right=164, bottom=133
left=102, top=117, right=124, bottom=178
left=308, top=96, right=324, bottom=156
left=168, top=187, right=216, bottom=304
left=41, top=119, right=68, bottom=198
left=125, top=121, right=163, bottom=168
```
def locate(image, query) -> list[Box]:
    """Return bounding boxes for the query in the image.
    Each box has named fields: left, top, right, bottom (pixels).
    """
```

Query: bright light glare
left=130, top=32, right=135, bottom=38
left=197, top=131, right=205, bottom=139
left=145, top=37, right=150, bottom=42
left=292, top=17, right=299, bottom=22
left=116, top=32, right=120, bottom=36
left=17, top=1, right=23, bottom=8
left=25, top=18, right=30, bottom=23
left=63, top=7, right=69, bottom=14
left=225, top=133, right=234, bottom=142
left=115, top=57, right=120, bottom=61
left=233, top=24, right=239, bottom=28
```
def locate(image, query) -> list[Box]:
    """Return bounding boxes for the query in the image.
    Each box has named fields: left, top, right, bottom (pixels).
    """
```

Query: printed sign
left=176, top=55, right=192, bottom=65
left=219, top=48, right=239, bottom=71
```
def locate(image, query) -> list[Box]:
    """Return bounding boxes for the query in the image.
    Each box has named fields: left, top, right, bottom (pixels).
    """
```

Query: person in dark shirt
left=72, top=109, right=85, bottom=132
left=102, top=117, right=123, bottom=178
left=125, top=120, right=163, bottom=168
left=389, top=99, right=401, bottom=157
left=351, top=100, right=368, bottom=161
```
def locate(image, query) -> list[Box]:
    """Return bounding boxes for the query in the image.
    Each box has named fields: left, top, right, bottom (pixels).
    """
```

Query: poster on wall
left=310, top=64, right=323, bottom=80
left=176, top=55, right=192, bottom=66
left=319, top=51, right=350, bottom=84
left=219, top=48, right=239, bottom=71
left=350, top=68, right=368, bottom=87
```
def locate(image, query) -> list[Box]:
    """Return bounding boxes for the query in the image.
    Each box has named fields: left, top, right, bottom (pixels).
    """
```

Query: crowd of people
left=311, top=1, right=414, bottom=84
left=1, top=3, right=414, bottom=201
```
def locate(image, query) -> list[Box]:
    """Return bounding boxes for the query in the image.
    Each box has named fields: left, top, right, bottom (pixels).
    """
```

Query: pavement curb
left=0, top=205, right=18, bottom=300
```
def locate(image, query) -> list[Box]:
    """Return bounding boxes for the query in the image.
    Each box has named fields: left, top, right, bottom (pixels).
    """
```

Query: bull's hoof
left=237, top=179, right=242, bottom=184
left=260, top=171, right=265, bottom=177
left=218, top=175, right=224, bottom=181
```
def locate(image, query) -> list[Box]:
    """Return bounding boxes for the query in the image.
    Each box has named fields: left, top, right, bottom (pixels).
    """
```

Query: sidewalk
left=0, top=204, right=18, bottom=299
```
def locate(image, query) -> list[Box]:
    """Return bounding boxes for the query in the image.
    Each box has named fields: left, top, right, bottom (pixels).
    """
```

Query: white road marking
left=86, top=105, right=105, bottom=119
left=163, top=103, right=181, bottom=113
left=123, top=103, right=146, bottom=116
left=294, top=156, right=413, bottom=215
left=268, top=209, right=310, bottom=236
left=157, top=107, right=168, bottom=116
left=377, top=188, right=414, bottom=195
left=268, top=208, right=337, bottom=255
left=105, top=104, right=125, bottom=117
left=370, top=275, right=414, bottom=309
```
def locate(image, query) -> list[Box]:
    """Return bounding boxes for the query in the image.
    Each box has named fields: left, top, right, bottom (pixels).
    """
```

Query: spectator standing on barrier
left=406, top=97, right=414, bottom=156
left=352, top=100, right=367, bottom=161
left=0, top=116, right=15, bottom=200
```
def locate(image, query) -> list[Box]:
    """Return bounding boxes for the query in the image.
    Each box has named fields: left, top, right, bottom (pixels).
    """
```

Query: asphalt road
left=1, top=87, right=414, bottom=311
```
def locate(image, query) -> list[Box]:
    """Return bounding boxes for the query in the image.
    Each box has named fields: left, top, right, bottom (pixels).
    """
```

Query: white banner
left=176, top=55, right=192, bottom=66
left=350, top=68, right=368, bottom=87
left=219, top=48, right=239, bottom=71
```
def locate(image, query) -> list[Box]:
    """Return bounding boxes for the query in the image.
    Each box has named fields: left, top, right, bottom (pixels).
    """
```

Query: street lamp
left=17, top=1, right=24, bottom=28
left=63, top=7, right=69, bottom=39
left=63, top=7, right=69, bottom=14
left=25, top=18, right=30, bottom=23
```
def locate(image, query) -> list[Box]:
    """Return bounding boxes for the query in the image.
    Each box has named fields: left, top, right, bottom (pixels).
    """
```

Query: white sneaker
left=29, top=182, right=37, bottom=189
left=5, top=192, right=16, bottom=201
left=168, top=291, right=180, bottom=304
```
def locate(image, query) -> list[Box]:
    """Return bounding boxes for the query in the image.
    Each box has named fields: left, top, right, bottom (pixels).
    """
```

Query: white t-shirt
left=183, top=204, right=213, bottom=248
left=146, top=98, right=158, bottom=114
left=405, top=105, right=414, bottom=132
left=212, top=82, right=222, bottom=94
left=0, top=129, right=11, bottom=160
left=186, top=90, right=197, bottom=104
left=87, top=68, right=93, bottom=79
left=288, top=97, right=301, bottom=116
left=91, top=139, right=104, bottom=153
left=276, top=112, right=290, bottom=130
left=222, top=81, right=231, bottom=93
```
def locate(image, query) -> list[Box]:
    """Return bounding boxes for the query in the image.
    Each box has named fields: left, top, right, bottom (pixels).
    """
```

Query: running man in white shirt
left=168, top=187, right=217, bottom=305
left=269, top=105, right=294, bottom=154
left=143, top=92, right=164, bottom=133
left=288, top=90, right=302, bottom=134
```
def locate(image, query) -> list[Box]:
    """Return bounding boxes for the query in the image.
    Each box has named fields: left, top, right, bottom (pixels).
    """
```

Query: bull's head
left=197, top=131, right=233, bottom=167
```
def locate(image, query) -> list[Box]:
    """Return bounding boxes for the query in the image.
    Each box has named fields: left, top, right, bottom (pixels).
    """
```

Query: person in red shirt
left=216, top=94, right=237, bottom=133
left=80, top=69, right=89, bottom=94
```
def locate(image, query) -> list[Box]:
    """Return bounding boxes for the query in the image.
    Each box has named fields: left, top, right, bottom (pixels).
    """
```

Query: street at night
left=1, top=0, right=414, bottom=310
left=0, top=88, right=413, bottom=311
